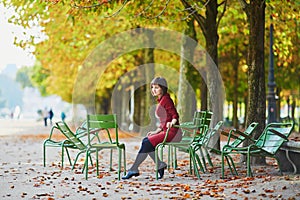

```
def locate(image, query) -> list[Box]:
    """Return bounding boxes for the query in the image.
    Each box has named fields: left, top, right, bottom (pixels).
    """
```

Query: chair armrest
left=233, top=129, right=256, bottom=143
left=221, top=130, right=239, bottom=139
left=173, top=124, right=198, bottom=129
left=179, top=121, right=194, bottom=126
left=232, top=129, right=251, bottom=138
left=223, top=128, right=256, bottom=145
left=89, top=128, right=102, bottom=134
left=269, top=129, right=289, bottom=141
left=161, top=127, right=171, bottom=144
left=47, top=125, right=60, bottom=140
left=76, top=128, right=101, bottom=137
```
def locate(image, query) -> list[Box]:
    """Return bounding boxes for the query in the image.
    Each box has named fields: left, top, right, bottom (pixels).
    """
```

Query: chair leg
left=96, top=149, right=99, bottom=177
left=194, top=149, right=205, bottom=173
left=118, top=148, right=122, bottom=180
left=61, top=146, right=64, bottom=168
left=173, top=147, right=178, bottom=169
left=155, top=146, right=159, bottom=180
left=79, top=152, right=93, bottom=173
left=43, top=144, right=46, bottom=167
left=204, top=148, right=214, bottom=168
left=246, top=153, right=253, bottom=177
left=190, top=149, right=201, bottom=179
left=123, top=147, right=126, bottom=176
left=85, top=151, right=90, bottom=180
left=198, top=148, right=207, bottom=171
left=167, top=146, right=176, bottom=169
left=226, top=155, right=238, bottom=176
left=187, top=148, right=193, bottom=175
left=160, top=146, right=164, bottom=164
left=221, top=152, right=226, bottom=178
left=155, top=144, right=163, bottom=180
left=110, top=149, right=113, bottom=171
left=65, top=148, right=73, bottom=166
left=72, top=152, right=83, bottom=170
left=89, top=154, right=93, bottom=166
left=192, top=144, right=205, bottom=173
left=167, top=146, right=171, bottom=170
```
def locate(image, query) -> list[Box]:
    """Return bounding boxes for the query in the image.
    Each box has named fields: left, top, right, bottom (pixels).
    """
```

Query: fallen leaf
left=102, top=192, right=109, bottom=197
left=264, top=189, right=274, bottom=193
left=243, top=189, right=250, bottom=194
left=183, top=193, right=191, bottom=198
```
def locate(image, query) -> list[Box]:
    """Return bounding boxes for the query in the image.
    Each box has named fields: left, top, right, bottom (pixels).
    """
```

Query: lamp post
left=267, top=16, right=277, bottom=123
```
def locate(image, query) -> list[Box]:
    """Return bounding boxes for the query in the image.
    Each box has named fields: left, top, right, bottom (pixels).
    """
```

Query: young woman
left=122, top=77, right=182, bottom=179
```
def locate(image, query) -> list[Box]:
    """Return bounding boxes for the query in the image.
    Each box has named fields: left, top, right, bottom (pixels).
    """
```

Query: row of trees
left=3, top=1, right=300, bottom=158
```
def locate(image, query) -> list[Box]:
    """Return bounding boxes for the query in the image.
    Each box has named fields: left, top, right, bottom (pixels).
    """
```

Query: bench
left=277, top=140, right=300, bottom=174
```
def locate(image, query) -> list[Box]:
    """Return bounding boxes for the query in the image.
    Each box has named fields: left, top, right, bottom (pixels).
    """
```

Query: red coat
left=148, top=93, right=182, bottom=147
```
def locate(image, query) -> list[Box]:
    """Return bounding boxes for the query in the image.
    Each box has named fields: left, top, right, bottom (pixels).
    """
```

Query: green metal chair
left=192, top=122, right=259, bottom=174
left=171, top=111, right=213, bottom=169
left=192, top=120, right=224, bottom=171
left=203, top=122, right=259, bottom=172
left=52, top=121, right=101, bottom=168
left=154, top=110, right=213, bottom=179
left=43, top=123, right=74, bottom=168
left=221, top=122, right=294, bottom=178
left=43, top=121, right=99, bottom=168
left=82, top=114, right=126, bottom=180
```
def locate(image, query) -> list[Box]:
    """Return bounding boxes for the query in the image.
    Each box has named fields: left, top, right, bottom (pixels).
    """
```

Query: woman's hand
left=147, top=127, right=162, bottom=136
left=166, top=122, right=173, bottom=128
left=166, top=119, right=177, bottom=128
left=147, top=131, right=157, bottom=136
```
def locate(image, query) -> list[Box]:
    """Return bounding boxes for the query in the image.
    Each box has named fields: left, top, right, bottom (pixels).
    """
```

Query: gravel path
left=0, top=119, right=300, bottom=199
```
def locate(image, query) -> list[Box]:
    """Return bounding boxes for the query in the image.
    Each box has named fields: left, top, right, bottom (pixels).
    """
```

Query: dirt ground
left=0, top=119, right=300, bottom=200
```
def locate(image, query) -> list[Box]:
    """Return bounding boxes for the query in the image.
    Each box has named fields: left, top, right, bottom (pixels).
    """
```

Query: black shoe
left=122, top=170, right=140, bottom=180
left=158, top=162, right=167, bottom=179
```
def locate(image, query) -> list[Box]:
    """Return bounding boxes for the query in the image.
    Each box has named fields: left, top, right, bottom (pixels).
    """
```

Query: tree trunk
left=139, top=29, right=155, bottom=136
left=242, top=0, right=266, bottom=164
left=177, top=19, right=197, bottom=122
left=204, top=0, right=224, bottom=126
left=232, top=45, right=239, bottom=129
left=243, top=95, right=248, bottom=128
left=205, top=0, right=224, bottom=150
left=135, top=82, right=145, bottom=132
left=180, top=0, right=224, bottom=149
left=200, top=75, right=208, bottom=111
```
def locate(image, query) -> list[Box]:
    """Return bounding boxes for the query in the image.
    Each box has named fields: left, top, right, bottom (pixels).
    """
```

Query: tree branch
left=216, top=0, right=227, bottom=29
left=136, top=0, right=171, bottom=20
left=260, top=0, right=266, bottom=9
left=71, top=0, right=129, bottom=18
left=237, top=0, right=250, bottom=17
left=237, top=0, right=248, bottom=10
left=71, top=0, right=111, bottom=9
left=180, top=0, right=206, bottom=29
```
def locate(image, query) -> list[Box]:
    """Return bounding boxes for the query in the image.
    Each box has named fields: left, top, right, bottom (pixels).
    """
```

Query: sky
left=0, top=4, right=37, bottom=72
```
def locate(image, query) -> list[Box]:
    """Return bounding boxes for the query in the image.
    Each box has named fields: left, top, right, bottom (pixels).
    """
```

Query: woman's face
left=151, top=84, right=163, bottom=97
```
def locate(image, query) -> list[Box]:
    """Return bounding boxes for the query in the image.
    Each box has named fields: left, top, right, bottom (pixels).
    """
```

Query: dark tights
left=129, top=137, right=163, bottom=171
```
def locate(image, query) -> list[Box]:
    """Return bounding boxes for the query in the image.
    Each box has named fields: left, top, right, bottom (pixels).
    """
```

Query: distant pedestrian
left=42, top=108, right=48, bottom=127
left=49, top=109, right=54, bottom=125
left=61, top=112, right=66, bottom=122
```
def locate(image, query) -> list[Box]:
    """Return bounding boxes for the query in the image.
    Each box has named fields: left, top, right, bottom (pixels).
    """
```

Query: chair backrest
left=202, top=120, right=224, bottom=147
left=229, top=122, right=259, bottom=147
left=55, top=121, right=86, bottom=150
left=194, top=110, right=213, bottom=136
left=75, top=121, right=88, bottom=136
left=86, top=114, right=118, bottom=145
left=255, top=122, right=294, bottom=155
